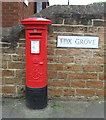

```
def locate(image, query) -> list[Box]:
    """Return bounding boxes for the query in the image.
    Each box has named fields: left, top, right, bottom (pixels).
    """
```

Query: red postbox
left=21, top=17, right=52, bottom=109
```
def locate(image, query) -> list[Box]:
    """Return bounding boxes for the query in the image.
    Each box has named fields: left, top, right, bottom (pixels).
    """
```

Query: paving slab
left=1, top=98, right=105, bottom=118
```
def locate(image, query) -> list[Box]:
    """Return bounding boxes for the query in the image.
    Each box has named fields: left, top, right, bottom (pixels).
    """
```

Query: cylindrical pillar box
left=21, top=17, right=52, bottom=109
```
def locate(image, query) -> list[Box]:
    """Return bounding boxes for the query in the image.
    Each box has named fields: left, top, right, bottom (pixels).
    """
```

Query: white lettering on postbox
left=57, top=36, right=99, bottom=48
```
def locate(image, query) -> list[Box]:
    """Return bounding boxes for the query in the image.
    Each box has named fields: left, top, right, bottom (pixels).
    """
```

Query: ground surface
left=1, top=98, right=105, bottom=118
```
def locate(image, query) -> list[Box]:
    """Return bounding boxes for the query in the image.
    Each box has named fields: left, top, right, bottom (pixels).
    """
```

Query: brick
left=64, top=65, right=81, bottom=71
left=48, top=88, right=62, bottom=97
left=48, top=56, right=59, bottom=63
left=48, top=49, right=55, bottom=55
left=2, top=48, right=17, bottom=54
left=12, top=55, right=25, bottom=62
left=48, top=44, right=56, bottom=48
left=53, top=25, right=74, bottom=32
left=68, top=73, right=97, bottom=80
left=2, top=86, right=16, bottom=93
left=73, top=26, right=87, bottom=33
left=8, top=62, right=25, bottom=69
left=104, top=89, right=106, bottom=97
left=93, top=51, right=104, bottom=57
left=19, top=43, right=25, bottom=47
left=48, top=34, right=56, bottom=40
left=86, top=81, right=103, bottom=88
left=4, top=78, right=15, bottom=84
left=0, top=55, right=1, bottom=61
left=99, top=34, right=105, bottom=42
left=0, top=78, right=2, bottom=85
left=15, top=78, right=24, bottom=85
left=55, top=49, right=68, bottom=56
left=96, top=90, right=104, bottom=96
left=105, top=58, right=106, bottom=64
left=5, top=77, right=23, bottom=85
left=2, top=2, right=34, bottom=27
left=59, top=57, right=74, bottom=63
left=92, top=27, right=99, bottom=33
left=2, top=78, right=5, bottom=85
left=71, top=81, right=85, bottom=88
left=48, top=64, right=63, bottom=71
left=80, top=50, right=92, bottom=57
left=0, top=86, right=2, bottom=93
left=63, top=89, right=75, bottom=96
left=69, top=50, right=92, bottom=57
left=57, top=72, right=67, bottom=79
left=83, top=65, right=104, bottom=72
left=48, top=40, right=56, bottom=45
left=76, top=89, right=95, bottom=96
left=16, top=48, right=25, bottom=55
left=48, top=71, right=57, bottom=79
left=68, top=49, right=81, bottom=56
left=2, top=62, right=7, bottom=69
left=75, top=57, right=88, bottom=64
left=99, top=73, right=105, bottom=80
left=16, top=70, right=25, bottom=77
left=88, top=58, right=104, bottom=64
left=87, top=27, right=94, bottom=33
left=99, top=44, right=105, bottom=50
left=93, top=20, right=104, bottom=26
left=0, top=70, right=2, bottom=78
left=2, top=70, right=14, bottom=76
left=2, top=55, right=11, bottom=61
left=19, top=39, right=26, bottom=43
left=21, top=77, right=26, bottom=85
left=48, top=80, right=70, bottom=87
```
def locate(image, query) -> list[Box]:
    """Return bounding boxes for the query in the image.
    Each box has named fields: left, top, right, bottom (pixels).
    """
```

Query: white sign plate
left=57, top=36, right=99, bottom=48
left=31, top=40, right=40, bottom=54
left=23, top=0, right=29, bottom=6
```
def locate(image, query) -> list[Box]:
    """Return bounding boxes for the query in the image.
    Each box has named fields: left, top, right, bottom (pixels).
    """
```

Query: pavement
left=1, top=98, right=105, bottom=119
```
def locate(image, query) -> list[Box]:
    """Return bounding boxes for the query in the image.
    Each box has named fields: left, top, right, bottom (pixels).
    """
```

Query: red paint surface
left=21, top=18, right=52, bottom=88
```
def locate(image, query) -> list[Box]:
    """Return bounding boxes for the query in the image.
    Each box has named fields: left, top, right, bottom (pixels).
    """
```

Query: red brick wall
left=2, top=2, right=34, bottom=27
left=2, top=19, right=105, bottom=100
left=47, top=23, right=105, bottom=100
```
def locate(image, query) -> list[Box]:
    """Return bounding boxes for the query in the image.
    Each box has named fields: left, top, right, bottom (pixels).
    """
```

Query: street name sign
left=57, top=35, right=99, bottom=48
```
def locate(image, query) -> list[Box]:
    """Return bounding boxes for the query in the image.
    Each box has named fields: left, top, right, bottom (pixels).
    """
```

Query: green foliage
left=51, top=103, right=60, bottom=109
left=18, top=96, right=26, bottom=100
left=89, top=1, right=106, bottom=5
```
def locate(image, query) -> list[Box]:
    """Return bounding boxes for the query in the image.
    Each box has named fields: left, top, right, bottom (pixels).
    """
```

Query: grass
left=51, top=103, right=60, bottom=109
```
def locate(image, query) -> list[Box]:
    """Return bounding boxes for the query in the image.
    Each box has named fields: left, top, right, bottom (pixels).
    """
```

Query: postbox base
left=26, top=86, right=47, bottom=109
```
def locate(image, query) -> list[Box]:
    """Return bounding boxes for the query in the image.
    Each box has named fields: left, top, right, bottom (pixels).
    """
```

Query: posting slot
left=30, top=33, right=42, bottom=36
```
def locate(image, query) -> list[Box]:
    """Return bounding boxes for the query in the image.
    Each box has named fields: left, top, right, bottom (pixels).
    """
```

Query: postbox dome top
left=21, top=17, right=52, bottom=25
